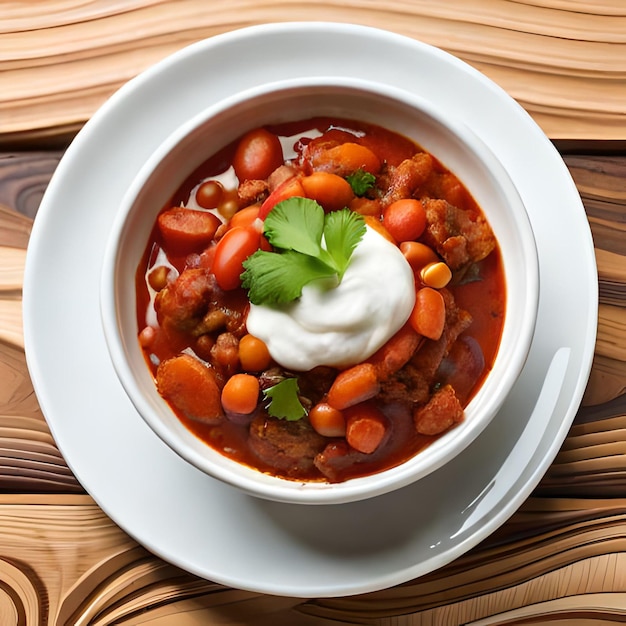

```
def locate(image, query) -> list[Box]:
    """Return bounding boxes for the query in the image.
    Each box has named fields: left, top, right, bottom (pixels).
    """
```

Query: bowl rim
left=100, top=74, right=540, bottom=505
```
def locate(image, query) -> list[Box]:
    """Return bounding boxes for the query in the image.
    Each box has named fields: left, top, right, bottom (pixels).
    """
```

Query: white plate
left=23, top=23, right=597, bottom=598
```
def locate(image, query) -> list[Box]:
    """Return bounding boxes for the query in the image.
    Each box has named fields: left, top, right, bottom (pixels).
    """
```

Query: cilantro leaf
left=240, top=198, right=366, bottom=306
left=323, top=209, right=366, bottom=278
left=263, top=197, right=324, bottom=257
left=241, top=249, right=336, bottom=305
left=346, top=169, right=376, bottom=196
left=263, top=378, right=307, bottom=420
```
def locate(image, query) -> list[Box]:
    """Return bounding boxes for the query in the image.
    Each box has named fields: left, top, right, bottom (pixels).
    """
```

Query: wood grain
left=1, top=1, right=625, bottom=145
left=0, top=147, right=625, bottom=623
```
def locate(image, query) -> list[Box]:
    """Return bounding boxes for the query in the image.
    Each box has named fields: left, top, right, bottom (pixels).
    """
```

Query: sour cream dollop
left=245, top=226, right=416, bottom=370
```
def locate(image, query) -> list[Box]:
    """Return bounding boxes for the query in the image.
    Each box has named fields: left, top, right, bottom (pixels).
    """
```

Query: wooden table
left=1, top=3, right=625, bottom=624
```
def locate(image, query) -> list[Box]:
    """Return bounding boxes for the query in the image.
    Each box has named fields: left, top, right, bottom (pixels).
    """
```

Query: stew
left=136, top=116, right=505, bottom=483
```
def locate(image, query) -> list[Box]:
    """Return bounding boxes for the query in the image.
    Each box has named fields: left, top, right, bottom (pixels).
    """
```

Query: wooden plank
left=1, top=2, right=625, bottom=144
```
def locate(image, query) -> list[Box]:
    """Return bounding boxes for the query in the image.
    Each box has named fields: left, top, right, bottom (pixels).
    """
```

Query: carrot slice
left=345, top=402, right=388, bottom=454
left=368, top=323, right=422, bottom=380
left=327, top=362, right=380, bottom=411
left=413, top=384, right=464, bottom=436
left=156, top=354, right=223, bottom=424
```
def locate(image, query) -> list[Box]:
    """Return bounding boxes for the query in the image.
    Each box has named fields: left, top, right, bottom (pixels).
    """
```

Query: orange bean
left=368, top=323, right=422, bottom=380
left=301, top=171, right=355, bottom=212
left=156, top=354, right=223, bottom=423
left=400, top=241, right=439, bottom=271
left=327, top=363, right=380, bottom=411
left=345, top=402, right=388, bottom=454
left=221, top=373, right=260, bottom=415
left=409, top=287, right=445, bottom=340
left=382, top=198, right=426, bottom=242
left=309, top=403, right=346, bottom=437
left=238, top=334, right=271, bottom=372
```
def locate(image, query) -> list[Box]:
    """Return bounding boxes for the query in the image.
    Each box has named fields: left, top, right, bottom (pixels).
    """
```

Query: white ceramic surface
left=101, top=76, right=538, bottom=505
left=23, top=23, right=597, bottom=598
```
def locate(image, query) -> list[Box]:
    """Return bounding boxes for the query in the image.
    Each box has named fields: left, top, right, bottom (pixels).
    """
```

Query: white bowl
left=100, top=76, right=539, bottom=505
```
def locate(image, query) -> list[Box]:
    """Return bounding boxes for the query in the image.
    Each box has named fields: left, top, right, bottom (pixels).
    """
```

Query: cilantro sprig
left=263, top=378, right=307, bottom=421
left=241, top=197, right=365, bottom=306
left=346, top=169, right=376, bottom=196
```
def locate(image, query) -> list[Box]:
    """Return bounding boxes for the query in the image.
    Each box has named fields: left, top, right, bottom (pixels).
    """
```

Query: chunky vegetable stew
left=136, top=117, right=505, bottom=482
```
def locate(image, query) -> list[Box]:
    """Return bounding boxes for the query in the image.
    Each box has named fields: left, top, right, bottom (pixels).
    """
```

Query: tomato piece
left=212, top=227, right=260, bottom=290
left=232, top=128, right=284, bottom=182
left=258, top=176, right=305, bottom=219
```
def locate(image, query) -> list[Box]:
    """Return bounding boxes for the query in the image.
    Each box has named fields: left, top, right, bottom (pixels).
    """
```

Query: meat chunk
left=381, top=152, right=433, bottom=207
left=378, top=370, right=431, bottom=407
left=413, top=384, right=464, bottom=435
left=209, top=332, right=239, bottom=380
left=420, top=198, right=496, bottom=270
left=155, top=267, right=246, bottom=338
left=238, top=179, right=268, bottom=204
left=154, top=268, right=214, bottom=332
left=314, top=440, right=365, bottom=483
left=248, top=415, right=327, bottom=477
